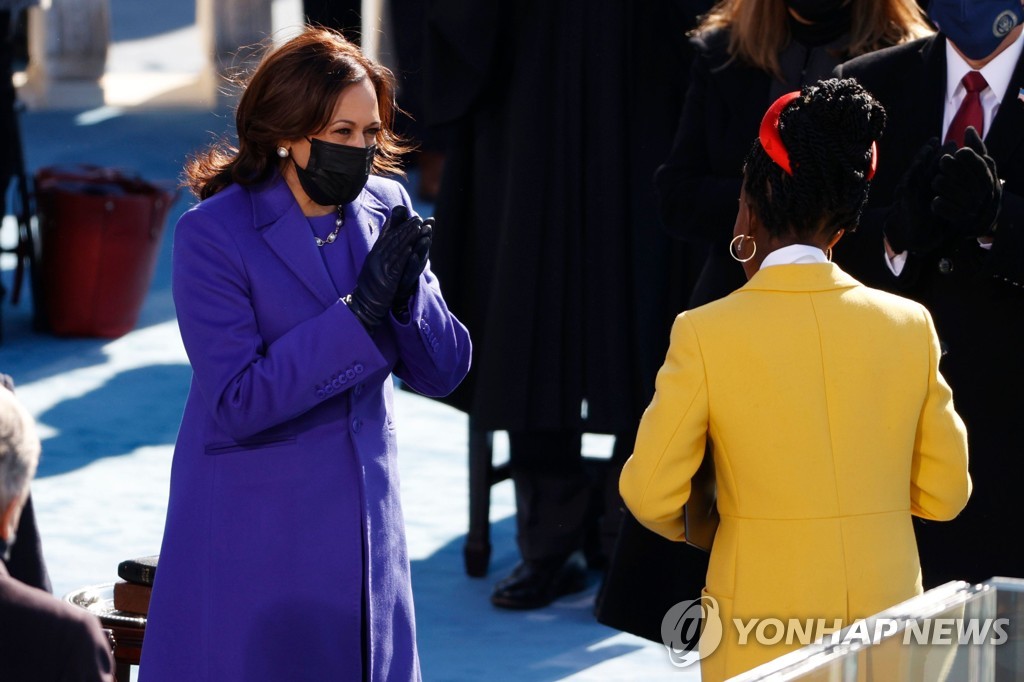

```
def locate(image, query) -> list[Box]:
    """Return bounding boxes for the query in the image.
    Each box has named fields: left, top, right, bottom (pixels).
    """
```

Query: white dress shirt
left=760, top=243, right=829, bottom=269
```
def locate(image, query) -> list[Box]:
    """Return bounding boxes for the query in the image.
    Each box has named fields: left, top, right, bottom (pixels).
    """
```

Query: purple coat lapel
left=255, top=177, right=383, bottom=306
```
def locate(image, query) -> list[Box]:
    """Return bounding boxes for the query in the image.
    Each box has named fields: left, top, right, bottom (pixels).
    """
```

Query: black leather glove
left=346, top=205, right=422, bottom=332
left=884, top=137, right=952, bottom=254
left=392, top=217, right=433, bottom=314
left=931, top=127, right=1002, bottom=239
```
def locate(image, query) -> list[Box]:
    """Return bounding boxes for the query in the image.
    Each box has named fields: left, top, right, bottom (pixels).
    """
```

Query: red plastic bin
left=34, top=165, right=177, bottom=338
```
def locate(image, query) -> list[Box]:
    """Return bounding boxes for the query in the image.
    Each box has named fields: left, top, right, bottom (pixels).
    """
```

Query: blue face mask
left=929, top=0, right=1024, bottom=61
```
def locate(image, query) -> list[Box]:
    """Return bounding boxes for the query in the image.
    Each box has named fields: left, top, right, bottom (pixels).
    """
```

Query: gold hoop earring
left=729, top=234, right=757, bottom=263
left=825, top=247, right=833, bottom=262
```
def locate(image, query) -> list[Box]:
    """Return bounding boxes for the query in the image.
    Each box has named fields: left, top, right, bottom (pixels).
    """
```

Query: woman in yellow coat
left=620, top=78, right=971, bottom=681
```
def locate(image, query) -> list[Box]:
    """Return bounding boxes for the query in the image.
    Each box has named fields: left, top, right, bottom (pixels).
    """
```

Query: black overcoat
left=425, top=0, right=701, bottom=433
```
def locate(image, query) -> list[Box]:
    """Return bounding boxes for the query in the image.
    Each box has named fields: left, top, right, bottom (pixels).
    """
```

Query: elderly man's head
left=0, top=387, right=40, bottom=551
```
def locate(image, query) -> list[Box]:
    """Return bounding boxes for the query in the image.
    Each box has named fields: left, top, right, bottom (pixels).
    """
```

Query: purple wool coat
left=139, top=173, right=471, bottom=681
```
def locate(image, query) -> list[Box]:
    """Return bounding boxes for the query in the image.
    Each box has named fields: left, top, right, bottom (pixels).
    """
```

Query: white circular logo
left=994, top=10, right=1018, bottom=38
left=661, top=595, right=724, bottom=668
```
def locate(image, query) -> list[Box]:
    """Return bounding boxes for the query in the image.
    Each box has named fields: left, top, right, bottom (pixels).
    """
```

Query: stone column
left=360, top=0, right=384, bottom=62
left=21, top=0, right=110, bottom=109
left=197, top=0, right=273, bottom=72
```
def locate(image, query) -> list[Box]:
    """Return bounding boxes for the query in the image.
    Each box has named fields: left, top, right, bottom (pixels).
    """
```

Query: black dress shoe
left=490, top=552, right=587, bottom=610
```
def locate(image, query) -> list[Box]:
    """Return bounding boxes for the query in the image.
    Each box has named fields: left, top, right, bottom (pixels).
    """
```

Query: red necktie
left=945, top=71, right=988, bottom=147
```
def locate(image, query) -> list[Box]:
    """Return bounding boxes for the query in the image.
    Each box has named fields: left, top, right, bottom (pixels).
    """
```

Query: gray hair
left=0, top=389, right=41, bottom=512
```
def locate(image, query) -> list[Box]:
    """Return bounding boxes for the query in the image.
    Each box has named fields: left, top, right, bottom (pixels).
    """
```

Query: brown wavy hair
left=695, top=0, right=932, bottom=79
left=185, top=28, right=412, bottom=199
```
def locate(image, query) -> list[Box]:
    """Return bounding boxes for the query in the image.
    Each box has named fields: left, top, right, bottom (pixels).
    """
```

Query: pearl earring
left=276, top=146, right=289, bottom=158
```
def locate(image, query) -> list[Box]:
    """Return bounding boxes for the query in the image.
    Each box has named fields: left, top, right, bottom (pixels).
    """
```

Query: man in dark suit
left=836, top=0, right=1024, bottom=587
left=0, top=385, right=114, bottom=682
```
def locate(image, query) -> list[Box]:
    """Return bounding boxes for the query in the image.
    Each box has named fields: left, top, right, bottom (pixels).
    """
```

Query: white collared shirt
left=759, top=243, right=829, bottom=269
left=943, top=31, right=1024, bottom=141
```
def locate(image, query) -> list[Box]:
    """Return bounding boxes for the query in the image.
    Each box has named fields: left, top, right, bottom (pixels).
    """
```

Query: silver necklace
left=314, top=206, right=344, bottom=247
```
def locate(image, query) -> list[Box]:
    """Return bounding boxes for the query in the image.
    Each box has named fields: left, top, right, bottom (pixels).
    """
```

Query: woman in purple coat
left=140, top=29, right=471, bottom=681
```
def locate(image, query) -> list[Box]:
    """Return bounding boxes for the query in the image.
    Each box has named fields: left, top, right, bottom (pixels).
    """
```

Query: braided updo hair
left=743, top=78, right=886, bottom=241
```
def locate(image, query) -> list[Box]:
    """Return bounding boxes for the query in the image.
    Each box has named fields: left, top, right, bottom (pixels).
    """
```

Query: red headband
left=758, top=91, right=878, bottom=180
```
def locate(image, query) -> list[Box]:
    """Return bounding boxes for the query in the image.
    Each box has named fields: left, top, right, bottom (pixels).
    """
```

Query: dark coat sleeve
left=989, top=190, right=1024, bottom=286
left=54, top=610, right=115, bottom=682
left=654, top=30, right=772, bottom=248
left=654, top=32, right=746, bottom=245
left=833, top=42, right=937, bottom=291
left=0, top=576, right=114, bottom=682
left=422, top=0, right=503, bottom=127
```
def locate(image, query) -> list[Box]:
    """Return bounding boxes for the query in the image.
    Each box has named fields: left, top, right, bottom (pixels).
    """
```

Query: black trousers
left=506, top=429, right=632, bottom=564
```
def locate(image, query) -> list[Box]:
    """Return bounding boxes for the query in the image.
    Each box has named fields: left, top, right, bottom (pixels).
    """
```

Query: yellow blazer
left=620, top=263, right=970, bottom=681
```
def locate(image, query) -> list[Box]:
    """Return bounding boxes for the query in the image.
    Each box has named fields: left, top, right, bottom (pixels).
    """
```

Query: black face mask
left=294, top=138, right=376, bottom=206
left=787, top=0, right=852, bottom=46
left=785, top=0, right=846, bottom=22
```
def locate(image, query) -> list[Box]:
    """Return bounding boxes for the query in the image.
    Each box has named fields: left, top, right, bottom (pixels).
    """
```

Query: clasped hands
left=346, top=205, right=433, bottom=332
left=884, top=127, right=1002, bottom=255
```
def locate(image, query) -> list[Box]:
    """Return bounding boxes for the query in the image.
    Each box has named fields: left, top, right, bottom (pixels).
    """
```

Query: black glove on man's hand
left=931, top=127, right=1002, bottom=239
left=347, top=205, right=422, bottom=332
left=392, top=217, right=433, bottom=314
left=884, top=137, right=952, bottom=254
